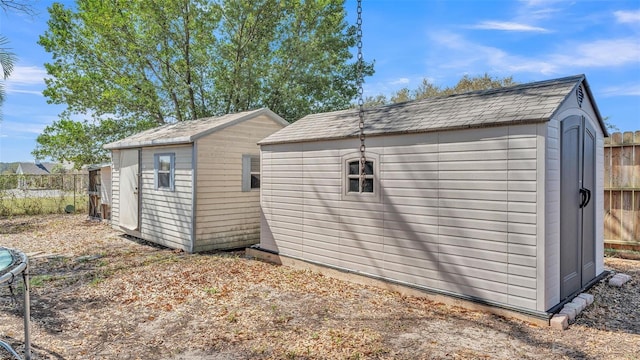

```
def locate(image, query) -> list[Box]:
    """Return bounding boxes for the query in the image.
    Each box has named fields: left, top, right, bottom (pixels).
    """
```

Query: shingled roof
left=104, top=108, right=288, bottom=150
left=259, top=74, right=605, bottom=145
left=16, top=162, right=58, bottom=175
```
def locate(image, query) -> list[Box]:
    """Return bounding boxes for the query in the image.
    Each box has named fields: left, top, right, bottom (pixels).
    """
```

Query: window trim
left=242, top=154, right=260, bottom=192
left=341, top=152, right=380, bottom=202
left=154, top=153, right=175, bottom=191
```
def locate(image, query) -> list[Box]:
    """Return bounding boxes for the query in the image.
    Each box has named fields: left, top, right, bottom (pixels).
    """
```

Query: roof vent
left=576, top=85, right=584, bottom=108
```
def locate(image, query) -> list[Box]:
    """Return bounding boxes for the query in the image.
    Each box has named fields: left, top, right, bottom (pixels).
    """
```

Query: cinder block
left=577, top=293, right=594, bottom=306
left=563, top=302, right=583, bottom=316
left=550, top=314, right=569, bottom=330
left=559, top=307, right=576, bottom=322
left=609, top=273, right=632, bottom=287
left=570, top=297, right=587, bottom=311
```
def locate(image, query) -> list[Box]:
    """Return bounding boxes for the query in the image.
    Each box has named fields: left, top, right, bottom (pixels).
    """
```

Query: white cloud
left=428, top=31, right=559, bottom=75
left=472, top=21, right=550, bottom=33
left=551, top=38, right=640, bottom=68
left=6, top=65, right=47, bottom=86
left=518, top=0, right=564, bottom=6
left=5, top=65, right=47, bottom=95
left=614, top=10, right=640, bottom=24
left=0, top=120, right=48, bottom=135
left=390, top=77, right=410, bottom=86
left=601, top=83, right=640, bottom=97
left=428, top=31, right=640, bottom=77
left=6, top=89, right=43, bottom=96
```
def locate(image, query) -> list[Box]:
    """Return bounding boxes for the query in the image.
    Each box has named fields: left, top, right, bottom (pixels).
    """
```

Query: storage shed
left=87, top=163, right=112, bottom=221
left=254, top=75, right=608, bottom=317
left=104, top=108, right=288, bottom=252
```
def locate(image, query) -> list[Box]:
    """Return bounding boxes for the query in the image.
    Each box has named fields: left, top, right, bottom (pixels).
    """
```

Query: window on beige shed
left=242, top=155, right=260, bottom=191
left=347, top=159, right=374, bottom=193
left=154, top=153, right=175, bottom=191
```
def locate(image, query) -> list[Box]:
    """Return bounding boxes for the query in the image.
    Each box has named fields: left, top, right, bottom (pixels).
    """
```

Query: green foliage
left=35, top=0, right=372, bottom=168
left=365, top=73, right=519, bottom=107
left=0, top=35, right=17, bottom=117
left=0, top=162, right=18, bottom=174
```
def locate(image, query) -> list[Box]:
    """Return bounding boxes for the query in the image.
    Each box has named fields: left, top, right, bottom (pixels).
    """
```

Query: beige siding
left=110, top=150, right=121, bottom=228
left=194, top=114, right=285, bottom=251
left=139, top=145, right=193, bottom=251
left=261, top=125, right=542, bottom=311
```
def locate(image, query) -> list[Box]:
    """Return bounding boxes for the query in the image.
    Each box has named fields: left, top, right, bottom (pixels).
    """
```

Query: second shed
left=104, top=108, right=288, bottom=252
left=254, top=75, right=608, bottom=318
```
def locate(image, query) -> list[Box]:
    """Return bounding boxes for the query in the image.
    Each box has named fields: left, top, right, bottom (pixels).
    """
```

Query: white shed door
left=119, top=149, right=140, bottom=231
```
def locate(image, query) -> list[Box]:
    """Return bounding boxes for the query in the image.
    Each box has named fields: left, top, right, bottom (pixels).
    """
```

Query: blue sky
left=1, top=0, right=639, bottom=163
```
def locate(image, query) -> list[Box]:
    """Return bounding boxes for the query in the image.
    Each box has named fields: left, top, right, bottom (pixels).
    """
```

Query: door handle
left=579, top=188, right=591, bottom=208
left=583, top=188, right=591, bottom=208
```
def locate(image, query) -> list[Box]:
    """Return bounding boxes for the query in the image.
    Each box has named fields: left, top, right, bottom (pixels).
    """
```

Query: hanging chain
left=356, top=0, right=366, bottom=193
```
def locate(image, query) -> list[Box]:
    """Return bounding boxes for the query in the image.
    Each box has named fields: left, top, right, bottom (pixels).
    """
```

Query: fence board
left=635, top=145, right=640, bottom=188
left=604, top=191, right=612, bottom=240
left=604, top=131, right=640, bottom=246
left=635, top=193, right=640, bottom=241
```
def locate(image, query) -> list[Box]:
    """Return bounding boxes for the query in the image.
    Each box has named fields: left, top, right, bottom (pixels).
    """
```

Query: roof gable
left=16, top=162, right=58, bottom=175
left=260, top=75, right=606, bottom=145
left=104, top=108, right=288, bottom=150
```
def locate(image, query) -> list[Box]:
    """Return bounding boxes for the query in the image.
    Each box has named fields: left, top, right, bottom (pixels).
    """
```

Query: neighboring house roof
left=104, top=108, right=289, bottom=150
left=259, top=74, right=607, bottom=146
left=16, top=162, right=58, bottom=175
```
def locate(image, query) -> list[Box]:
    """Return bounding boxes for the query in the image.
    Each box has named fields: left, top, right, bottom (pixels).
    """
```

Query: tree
left=34, top=0, right=372, bottom=168
left=0, top=35, right=16, bottom=113
left=0, top=0, right=36, bottom=16
left=363, top=73, right=519, bottom=107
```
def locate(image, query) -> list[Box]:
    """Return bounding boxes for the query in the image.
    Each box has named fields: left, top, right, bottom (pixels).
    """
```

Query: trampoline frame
left=0, top=248, right=31, bottom=360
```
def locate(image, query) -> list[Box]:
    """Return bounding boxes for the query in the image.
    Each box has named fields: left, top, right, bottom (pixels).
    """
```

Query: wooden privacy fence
left=604, top=131, right=640, bottom=247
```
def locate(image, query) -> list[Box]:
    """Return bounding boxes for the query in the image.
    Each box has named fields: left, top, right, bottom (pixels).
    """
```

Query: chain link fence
left=0, top=174, right=88, bottom=217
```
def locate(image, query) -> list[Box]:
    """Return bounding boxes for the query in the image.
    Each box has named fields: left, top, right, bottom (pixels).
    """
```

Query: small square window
left=154, top=153, right=175, bottom=191
left=346, top=160, right=374, bottom=194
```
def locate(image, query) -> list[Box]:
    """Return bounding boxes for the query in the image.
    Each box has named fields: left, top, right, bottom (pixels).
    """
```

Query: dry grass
left=1, top=214, right=639, bottom=359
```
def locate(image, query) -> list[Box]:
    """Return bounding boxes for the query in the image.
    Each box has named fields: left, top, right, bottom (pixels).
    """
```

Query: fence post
left=73, top=174, right=77, bottom=212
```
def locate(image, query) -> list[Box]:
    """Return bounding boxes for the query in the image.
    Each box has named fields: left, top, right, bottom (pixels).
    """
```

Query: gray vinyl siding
left=139, top=145, right=193, bottom=251
left=193, top=114, right=285, bottom=251
left=261, top=124, right=542, bottom=311
left=542, top=91, right=606, bottom=310
left=544, top=118, right=561, bottom=310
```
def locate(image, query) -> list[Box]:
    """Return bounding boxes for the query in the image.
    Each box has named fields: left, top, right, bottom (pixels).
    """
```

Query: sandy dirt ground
left=1, top=214, right=638, bottom=359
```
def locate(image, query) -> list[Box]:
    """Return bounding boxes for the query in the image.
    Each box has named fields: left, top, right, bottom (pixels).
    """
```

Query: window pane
left=364, top=161, right=374, bottom=175
left=159, top=155, right=171, bottom=171
left=348, top=161, right=359, bottom=175
left=251, top=174, right=260, bottom=189
left=348, top=178, right=359, bottom=192
left=158, top=173, right=170, bottom=188
left=250, top=157, right=260, bottom=173
left=362, top=178, right=374, bottom=193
